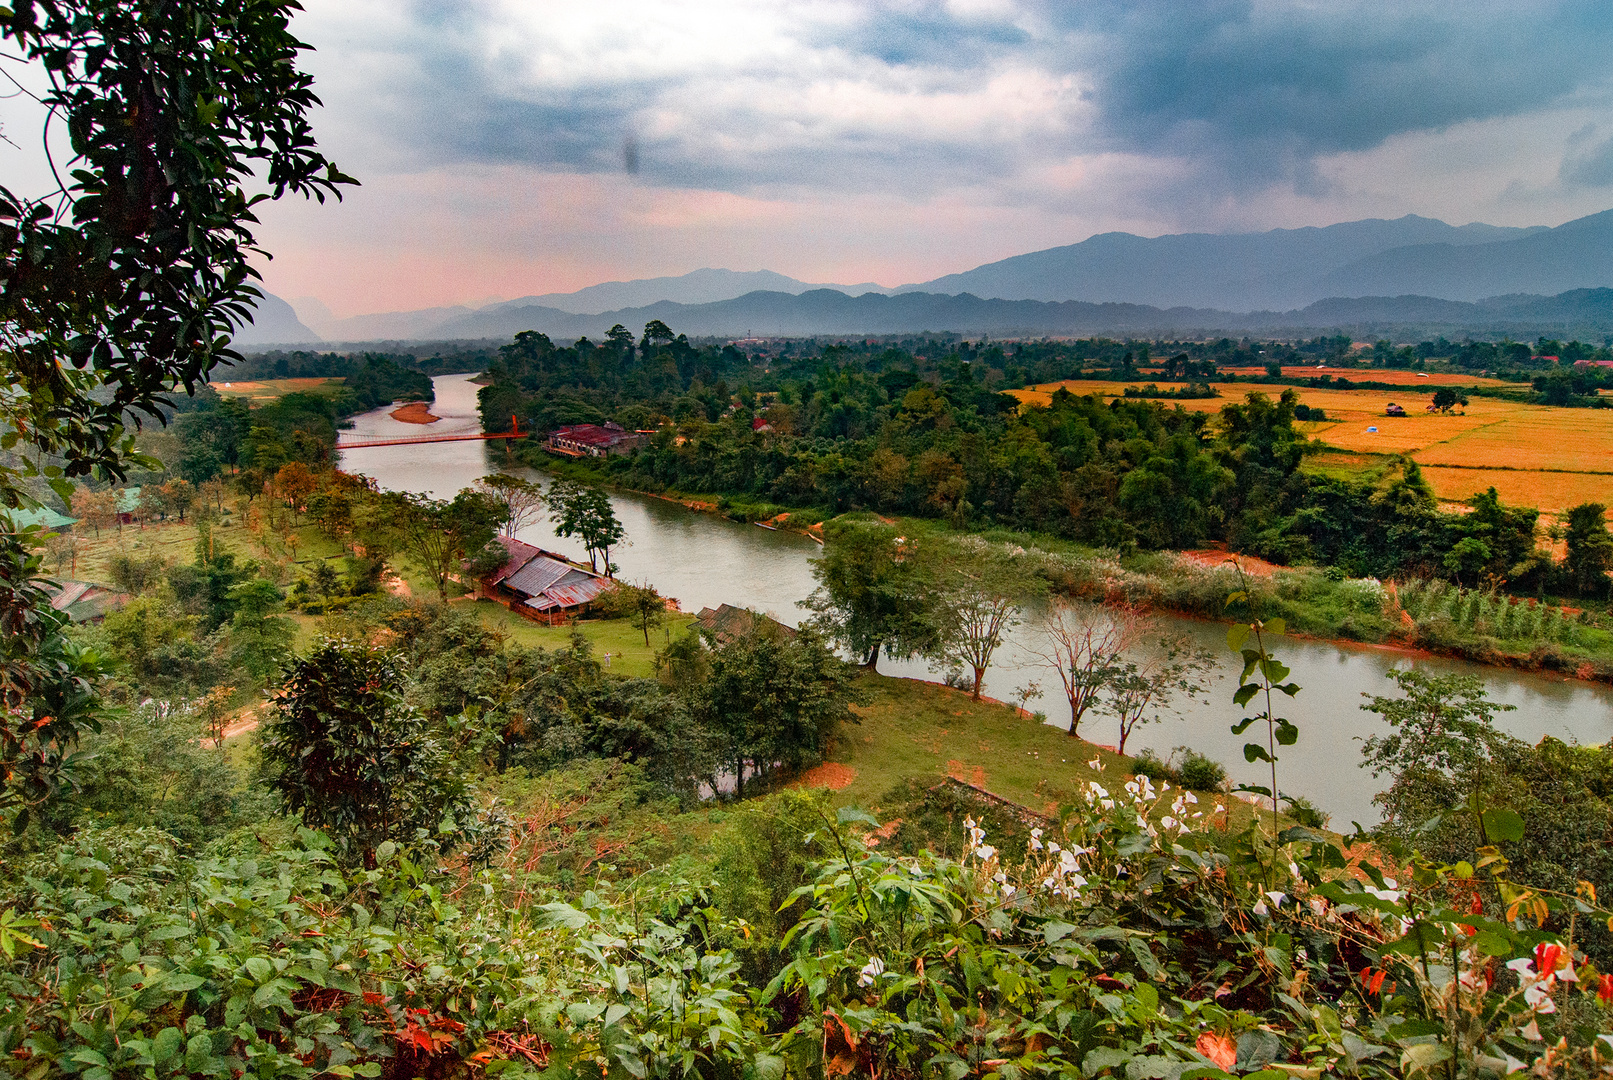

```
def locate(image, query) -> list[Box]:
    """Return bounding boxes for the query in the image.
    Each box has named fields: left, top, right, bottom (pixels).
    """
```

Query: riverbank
left=519, top=450, right=1613, bottom=683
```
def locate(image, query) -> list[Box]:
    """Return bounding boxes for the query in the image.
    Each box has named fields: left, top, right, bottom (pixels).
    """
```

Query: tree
left=275, top=462, right=317, bottom=522
left=803, top=519, right=935, bottom=672
left=688, top=623, right=862, bottom=798
left=602, top=580, right=667, bottom=646
left=227, top=578, right=295, bottom=685
left=1563, top=502, right=1613, bottom=597
left=71, top=486, right=117, bottom=538
left=0, top=0, right=348, bottom=814
left=1443, top=536, right=1492, bottom=586
left=1030, top=600, right=1142, bottom=738
left=928, top=544, right=1037, bottom=699
left=475, top=473, right=546, bottom=537
left=1360, top=669, right=1517, bottom=832
left=259, top=638, right=474, bottom=867
left=548, top=480, right=626, bottom=576
left=385, top=489, right=506, bottom=601
left=161, top=479, right=197, bottom=522
left=1103, top=635, right=1217, bottom=754
left=1432, top=387, right=1468, bottom=413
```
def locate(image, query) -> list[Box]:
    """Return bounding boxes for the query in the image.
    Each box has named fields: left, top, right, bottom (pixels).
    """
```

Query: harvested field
left=213, top=377, right=343, bottom=401
left=1416, top=466, right=1613, bottom=512
left=1011, top=377, right=1613, bottom=513
left=1413, top=409, right=1613, bottom=473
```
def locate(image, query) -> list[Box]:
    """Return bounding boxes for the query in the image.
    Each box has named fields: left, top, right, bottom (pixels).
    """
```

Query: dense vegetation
left=475, top=327, right=1610, bottom=602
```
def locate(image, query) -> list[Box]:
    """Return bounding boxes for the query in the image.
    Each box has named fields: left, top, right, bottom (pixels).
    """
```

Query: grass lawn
left=455, top=597, right=694, bottom=678
left=823, top=673, right=1266, bottom=833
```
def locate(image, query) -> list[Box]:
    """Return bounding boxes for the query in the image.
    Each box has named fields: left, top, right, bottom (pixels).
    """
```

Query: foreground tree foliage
left=0, top=0, right=350, bottom=812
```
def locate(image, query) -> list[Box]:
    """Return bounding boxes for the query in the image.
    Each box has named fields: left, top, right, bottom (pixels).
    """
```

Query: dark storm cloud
left=1072, top=1, right=1613, bottom=185
left=314, top=0, right=1613, bottom=198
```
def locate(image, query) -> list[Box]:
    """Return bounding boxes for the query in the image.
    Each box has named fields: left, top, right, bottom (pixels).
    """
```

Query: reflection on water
left=341, top=374, right=1613, bottom=826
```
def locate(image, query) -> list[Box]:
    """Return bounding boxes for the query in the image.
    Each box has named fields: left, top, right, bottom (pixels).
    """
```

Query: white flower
left=1253, top=898, right=1270, bottom=916
left=1288, top=861, right=1301, bottom=879
left=1523, top=982, right=1557, bottom=1014
left=1087, top=756, right=1104, bottom=772
left=1161, top=816, right=1180, bottom=831
left=993, top=870, right=1008, bottom=883
left=1181, top=791, right=1198, bottom=805
left=1028, top=828, right=1044, bottom=852
left=1058, top=849, right=1082, bottom=875
left=857, top=957, right=885, bottom=987
left=1264, top=890, right=1287, bottom=909
left=1000, top=883, right=1016, bottom=898
left=974, top=844, right=997, bottom=861
left=1047, top=842, right=1061, bottom=855
left=1519, top=1017, right=1542, bottom=1042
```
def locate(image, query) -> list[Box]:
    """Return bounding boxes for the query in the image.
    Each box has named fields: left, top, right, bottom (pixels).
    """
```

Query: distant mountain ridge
left=241, top=208, right=1613, bottom=345
left=332, top=286, right=1613, bottom=342
left=897, top=215, right=1560, bottom=310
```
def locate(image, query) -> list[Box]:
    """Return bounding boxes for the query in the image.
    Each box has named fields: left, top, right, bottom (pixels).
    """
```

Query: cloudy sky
left=243, top=0, right=1613, bottom=317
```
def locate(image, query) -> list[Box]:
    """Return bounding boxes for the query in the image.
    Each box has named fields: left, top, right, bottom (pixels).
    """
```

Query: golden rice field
left=213, top=377, right=343, bottom=401
left=1012, top=378, right=1613, bottom=513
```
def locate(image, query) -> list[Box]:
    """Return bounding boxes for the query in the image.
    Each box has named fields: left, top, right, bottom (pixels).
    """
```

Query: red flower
left=1597, top=973, right=1613, bottom=1004
left=1535, top=943, right=1565, bottom=976
left=1359, top=966, right=1387, bottom=995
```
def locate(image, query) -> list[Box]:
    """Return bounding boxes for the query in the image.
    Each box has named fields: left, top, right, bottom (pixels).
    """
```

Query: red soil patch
left=946, top=760, right=988, bottom=788
left=1177, top=549, right=1287, bottom=577
left=790, top=762, right=858, bottom=790
left=390, top=401, right=440, bottom=424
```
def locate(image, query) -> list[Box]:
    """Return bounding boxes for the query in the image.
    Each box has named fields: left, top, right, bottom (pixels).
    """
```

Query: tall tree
left=548, top=480, right=626, bottom=576
left=928, top=543, right=1038, bottom=700
left=1030, top=600, right=1142, bottom=738
left=475, top=473, right=547, bottom=537
left=384, top=489, right=506, bottom=602
left=803, top=519, right=935, bottom=672
left=689, top=622, right=861, bottom=798
left=1564, top=502, right=1613, bottom=597
left=1102, top=634, right=1216, bottom=754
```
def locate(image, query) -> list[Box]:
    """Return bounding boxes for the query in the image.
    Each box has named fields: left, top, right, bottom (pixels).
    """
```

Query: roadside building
left=475, top=535, right=612, bottom=625
left=545, top=422, right=648, bottom=458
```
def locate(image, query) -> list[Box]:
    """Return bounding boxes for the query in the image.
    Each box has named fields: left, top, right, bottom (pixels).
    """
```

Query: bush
left=1131, top=746, right=1227, bottom=791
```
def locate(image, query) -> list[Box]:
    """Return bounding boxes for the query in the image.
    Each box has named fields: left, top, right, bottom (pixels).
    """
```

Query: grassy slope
left=457, top=597, right=694, bottom=678
left=827, top=673, right=1264, bottom=832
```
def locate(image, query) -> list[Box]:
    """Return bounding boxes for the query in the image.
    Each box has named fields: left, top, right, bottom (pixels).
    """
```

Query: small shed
left=44, top=580, right=129, bottom=623
left=1385, top=403, right=1407, bottom=416
left=695, top=604, right=797, bottom=644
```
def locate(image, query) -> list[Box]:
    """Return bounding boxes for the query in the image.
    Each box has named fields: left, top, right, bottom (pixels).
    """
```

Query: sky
left=174, top=2, right=1613, bottom=315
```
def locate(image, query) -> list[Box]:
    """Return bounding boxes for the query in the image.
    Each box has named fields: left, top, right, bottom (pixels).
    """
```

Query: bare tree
left=1105, top=635, right=1218, bottom=754
left=1030, top=600, right=1143, bottom=738
left=475, top=473, right=547, bottom=538
left=930, top=550, right=1034, bottom=700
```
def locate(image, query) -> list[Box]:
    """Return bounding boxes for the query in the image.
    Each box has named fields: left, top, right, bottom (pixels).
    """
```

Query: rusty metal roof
left=524, top=576, right=611, bottom=612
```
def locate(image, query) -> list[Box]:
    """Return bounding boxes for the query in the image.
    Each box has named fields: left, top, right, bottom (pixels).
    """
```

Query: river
left=340, top=374, right=1613, bottom=826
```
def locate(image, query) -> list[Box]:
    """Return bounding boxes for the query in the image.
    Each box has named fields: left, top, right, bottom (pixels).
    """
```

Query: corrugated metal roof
left=524, top=577, right=610, bottom=612
left=503, top=555, right=573, bottom=597
left=485, top=536, right=543, bottom=585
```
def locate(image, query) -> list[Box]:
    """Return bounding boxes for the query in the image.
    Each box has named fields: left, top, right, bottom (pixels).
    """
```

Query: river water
left=340, top=374, right=1613, bottom=826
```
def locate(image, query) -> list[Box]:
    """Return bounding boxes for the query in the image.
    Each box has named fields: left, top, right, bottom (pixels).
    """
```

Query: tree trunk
left=1066, top=698, right=1081, bottom=736
left=971, top=666, right=985, bottom=700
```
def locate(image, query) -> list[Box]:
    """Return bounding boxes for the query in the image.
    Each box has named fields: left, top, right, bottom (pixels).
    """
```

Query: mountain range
left=231, top=208, right=1613, bottom=346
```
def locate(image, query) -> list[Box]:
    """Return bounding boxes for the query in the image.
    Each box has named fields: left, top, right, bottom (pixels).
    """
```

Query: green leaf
left=1275, top=719, right=1299, bottom=746
left=836, top=806, right=879, bottom=828
left=1244, top=744, right=1273, bottom=763
left=603, top=1003, right=630, bottom=1028
left=1226, top=624, right=1250, bottom=652
left=151, top=1028, right=182, bottom=1064
left=1233, top=685, right=1259, bottom=707
left=1042, top=921, right=1080, bottom=945
left=1083, top=1047, right=1131, bottom=1077
left=161, top=973, right=207, bottom=993
left=751, top=1053, right=787, bottom=1080
left=184, top=1034, right=213, bottom=1074
left=1264, top=617, right=1285, bottom=636
left=243, top=957, right=272, bottom=983
left=1481, top=808, right=1525, bottom=842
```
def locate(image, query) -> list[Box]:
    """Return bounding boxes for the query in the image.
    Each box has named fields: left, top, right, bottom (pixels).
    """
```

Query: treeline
left=224, top=346, right=486, bottom=383
left=478, top=326, right=1611, bottom=598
